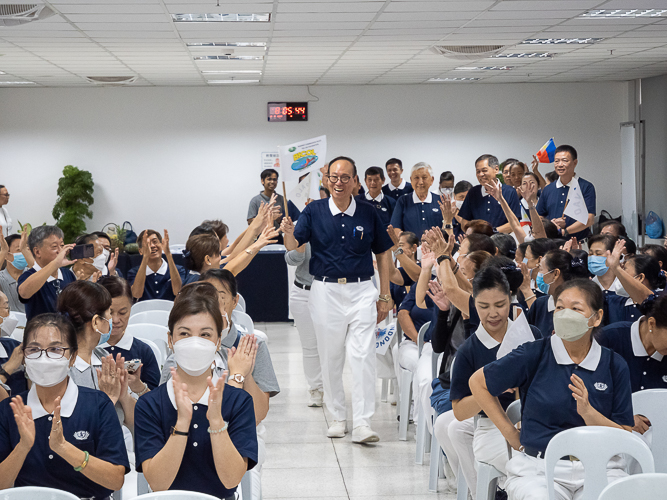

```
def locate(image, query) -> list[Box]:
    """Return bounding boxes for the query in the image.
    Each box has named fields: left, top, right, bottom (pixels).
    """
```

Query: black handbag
left=592, top=210, right=622, bottom=235
left=122, top=221, right=138, bottom=244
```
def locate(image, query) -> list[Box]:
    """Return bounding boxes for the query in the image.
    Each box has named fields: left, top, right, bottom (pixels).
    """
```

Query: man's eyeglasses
left=24, top=347, right=71, bottom=360
left=327, top=175, right=352, bottom=184
left=0, top=193, right=9, bottom=198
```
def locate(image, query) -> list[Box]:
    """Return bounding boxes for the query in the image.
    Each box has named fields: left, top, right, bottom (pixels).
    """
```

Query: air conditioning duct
left=0, top=4, right=55, bottom=26
left=86, top=76, right=138, bottom=85
left=429, top=45, right=506, bottom=61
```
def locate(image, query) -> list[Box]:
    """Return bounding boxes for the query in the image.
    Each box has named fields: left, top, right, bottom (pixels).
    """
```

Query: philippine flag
left=536, top=138, right=556, bottom=163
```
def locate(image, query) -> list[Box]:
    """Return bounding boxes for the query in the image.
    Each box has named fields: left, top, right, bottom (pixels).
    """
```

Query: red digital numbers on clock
left=268, top=102, right=308, bottom=122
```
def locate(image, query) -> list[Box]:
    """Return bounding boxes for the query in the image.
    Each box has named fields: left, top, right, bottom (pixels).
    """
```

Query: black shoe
left=495, top=488, right=508, bottom=500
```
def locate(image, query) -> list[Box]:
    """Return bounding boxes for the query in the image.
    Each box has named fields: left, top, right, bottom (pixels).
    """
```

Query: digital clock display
left=268, top=102, right=308, bottom=122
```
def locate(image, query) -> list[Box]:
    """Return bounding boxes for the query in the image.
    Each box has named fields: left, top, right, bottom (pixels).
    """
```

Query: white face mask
left=0, top=312, right=19, bottom=336
left=92, top=252, right=107, bottom=272
left=553, top=308, right=596, bottom=342
left=25, top=355, right=71, bottom=387
left=455, top=200, right=464, bottom=209
left=173, top=336, right=218, bottom=376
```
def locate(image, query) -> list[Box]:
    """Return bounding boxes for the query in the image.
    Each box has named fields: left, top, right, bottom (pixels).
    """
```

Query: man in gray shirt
left=247, top=168, right=285, bottom=231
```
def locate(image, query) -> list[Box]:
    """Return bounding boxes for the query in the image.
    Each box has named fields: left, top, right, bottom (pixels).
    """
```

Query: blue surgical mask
left=535, top=273, right=550, bottom=295
left=588, top=255, right=609, bottom=276
left=96, top=317, right=113, bottom=346
left=10, top=253, right=27, bottom=271
left=522, top=257, right=529, bottom=265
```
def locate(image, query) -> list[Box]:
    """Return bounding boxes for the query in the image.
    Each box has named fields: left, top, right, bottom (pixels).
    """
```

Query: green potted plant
left=52, top=165, right=94, bottom=244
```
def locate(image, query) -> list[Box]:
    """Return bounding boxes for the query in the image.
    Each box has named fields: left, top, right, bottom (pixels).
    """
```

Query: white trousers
left=289, top=284, right=323, bottom=391
left=434, top=410, right=464, bottom=481
left=448, top=415, right=477, bottom=497
left=505, top=453, right=627, bottom=500
left=473, top=417, right=512, bottom=476
left=309, top=280, right=378, bottom=429
left=248, top=423, right=266, bottom=500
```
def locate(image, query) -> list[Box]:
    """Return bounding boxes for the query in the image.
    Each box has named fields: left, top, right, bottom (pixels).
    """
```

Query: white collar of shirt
left=625, top=297, right=635, bottom=307
left=412, top=191, right=433, bottom=204
left=475, top=319, right=513, bottom=350
left=32, top=262, right=63, bottom=282
left=365, top=192, right=384, bottom=203
left=28, top=378, right=78, bottom=419
left=591, top=275, right=621, bottom=292
left=329, top=196, right=356, bottom=217
left=481, top=185, right=491, bottom=197
left=550, top=335, right=602, bottom=370
left=387, top=178, right=406, bottom=191
left=73, top=353, right=102, bottom=373
left=548, top=295, right=556, bottom=312
left=556, top=175, right=579, bottom=189
left=166, top=371, right=219, bottom=410
left=100, top=330, right=134, bottom=351
left=0, top=342, right=7, bottom=358
left=147, top=259, right=168, bottom=276
left=631, top=317, right=663, bottom=361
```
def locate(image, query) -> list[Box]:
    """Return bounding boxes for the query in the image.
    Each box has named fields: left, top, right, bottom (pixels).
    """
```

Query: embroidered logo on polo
left=432, top=208, right=439, bottom=212
left=356, top=226, right=364, bottom=232
left=381, top=208, right=387, bottom=211
left=74, top=431, right=90, bottom=440
left=594, top=382, right=608, bottom=391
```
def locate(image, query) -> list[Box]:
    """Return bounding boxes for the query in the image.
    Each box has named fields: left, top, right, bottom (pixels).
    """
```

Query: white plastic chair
left=10, top=328, right=23, bottom=342
left=398, top=322, right=430, bottom=441
left=380, top=323, right=399, bottom=403
left=632, top=389, right=667, bottom=472
left=0, top=487, right=79, bottom=499
left=137, top=337, right=166, bottom=370
left=135, top=491, right=219, bottom=500
left=236, top=293, right=246, bottom=313
left=13, top=312, right=27, bottom=329
left=232, top=310, right=254, bottom=335
left=544, top=427, right=655, bottom=500
left=415, top=321, right=432, bottom=464
left=131, top=300, right=174, bottom=316
left=126, top=324, right=170, bottom=363
left=129, top=310, right=170, bottom=327
left=598, top=472, right=667, bottom=500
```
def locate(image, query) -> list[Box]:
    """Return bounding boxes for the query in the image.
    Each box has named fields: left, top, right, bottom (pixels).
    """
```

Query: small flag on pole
left=536, top=138, right=556, bottom=163
left=563, top=178, right=589, bottom=225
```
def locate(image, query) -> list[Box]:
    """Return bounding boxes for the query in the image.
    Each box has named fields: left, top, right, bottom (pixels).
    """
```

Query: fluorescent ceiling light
left=194, top=55, right=264, bottom=61
left=207, top=79, right=259, bottom=84
left=202, top=70, right=262, bottom=74
left=581, top=9, right=667, bottom=18
left=0, top=71, right=5, bottom=75
left=0, top=81, right=36, bottom=85
left=522, top=38, right=604, bottom=45
left=428, top=77, right=479, bottom=82
left=455, top=66, right=514, bottom=71
left=172, top=13, right=270, bottom=23
left=187, top=42, right=266, bottom=47
left=494, top=53, right=555, bottom=58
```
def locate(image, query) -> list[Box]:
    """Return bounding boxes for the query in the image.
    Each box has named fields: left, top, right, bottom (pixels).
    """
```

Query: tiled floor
left=123, top=322, right=457, bottom=499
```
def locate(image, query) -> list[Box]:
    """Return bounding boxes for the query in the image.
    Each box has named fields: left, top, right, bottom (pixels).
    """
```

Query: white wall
left=0, top=83, right=628, bottom=243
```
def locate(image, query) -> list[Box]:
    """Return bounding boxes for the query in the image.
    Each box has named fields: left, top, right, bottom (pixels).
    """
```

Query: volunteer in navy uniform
left=588, top=234, right=622, bottom=295
left=182, top=232, right=223, bottom=284
left=98, top=276, right=161, bottom=391
left=600, top=293, right=667, bottom=436
left=134, top=287, right=258, bottom=499
left=0, top=299, right=27, bottom=396
left=285, top=242, right=324, bottom=407
left=390, top=162, right=444, bottom=238
left=281, top=156, right=394, bottom=443
left=0, top=232, right=34, bottom=314
left=458, top=154, right=521, bottom=232
left=382, top=158, right=413, bottom=201
left=128, top=229, right=186, bottom=302
left=18, top=225, right=78, bottom=320
left=356, top=166, right=396, bottom=227
left=449, top=267, right=542, bottom=498
left=469, top=279, right=634, bottom=500
left=527, top=249, right=589, bottom=336
left=536, top=145, right=596, bottom=241
left=0, top=313, right=129, bottom=497
left=0, top=185, right=11, bottom=237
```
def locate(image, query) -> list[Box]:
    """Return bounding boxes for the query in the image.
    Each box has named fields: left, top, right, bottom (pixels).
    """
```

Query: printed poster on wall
left=261, top=152, right=280, bottom=173
left=278, top=135, right=327, bottom=183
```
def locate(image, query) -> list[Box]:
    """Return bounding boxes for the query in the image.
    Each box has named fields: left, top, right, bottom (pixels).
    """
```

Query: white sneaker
left=352, top=425, right=380, bottom=443
left=308, top=389, right=324, bottom=407
left=327, top=420, right=347, bottom=438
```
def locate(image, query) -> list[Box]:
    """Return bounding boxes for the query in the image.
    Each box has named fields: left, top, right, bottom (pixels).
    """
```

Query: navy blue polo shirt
left=0, top=337, right=27, bottom=396
left=527, top=295, right=555, bottom=337
left=399, top=285, right=434, bottom=342
left=18, top=266, right=76, bottom=320
left=458, top=184, right=521, bottom=229
left=356, top=192, right=396, bottom=227
left=293, top=197, right=394, bottom=279
left=382, top=180, right=413, bottom=201
left=135, top=379, right=258, bottom=499
left=450, top=321, right=542, bottom=412
left=599, top=319, right=667, bottom=392
left=536, top=176, right=596, bottom=241
left=466, top=295, right=529, bottom=338
left=101, top=333, right=161, bottom=390
left=604, top=294, right=641, bottom=326
left=0, top=383, right=130, bottom=498
left=485, top=336, right=634, bottom=452
left=390, top=191, right=443, bottom=238
left=127, top=258, right=189, bottom=302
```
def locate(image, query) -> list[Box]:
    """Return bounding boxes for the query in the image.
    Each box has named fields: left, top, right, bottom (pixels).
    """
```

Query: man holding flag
left=536, top=144, right=596, bottom=241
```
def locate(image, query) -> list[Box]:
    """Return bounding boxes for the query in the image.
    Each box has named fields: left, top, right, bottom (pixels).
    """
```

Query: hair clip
left=182, top=249, right=192, bottom=258
left=571, top=257, right=584, bottom=268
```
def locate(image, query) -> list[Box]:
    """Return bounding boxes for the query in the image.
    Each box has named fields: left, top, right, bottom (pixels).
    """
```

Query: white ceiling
left=0, top=0, right=666, bottom=86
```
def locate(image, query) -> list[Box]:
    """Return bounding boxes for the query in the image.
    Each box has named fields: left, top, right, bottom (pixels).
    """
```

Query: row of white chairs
left=1, top=488, right=225, bottom=500
left=129, top=295, right=246, bottom=317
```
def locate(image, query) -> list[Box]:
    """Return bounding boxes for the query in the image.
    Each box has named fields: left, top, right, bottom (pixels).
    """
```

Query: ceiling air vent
left=430, top=45, right=506, bottom=61
left=86, top=76, right=137, bottom=85
left=0, top=4, right=55, bottom=26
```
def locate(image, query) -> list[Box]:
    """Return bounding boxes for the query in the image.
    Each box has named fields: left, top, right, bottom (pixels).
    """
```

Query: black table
left=116, top=249, right=290, bottom=322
